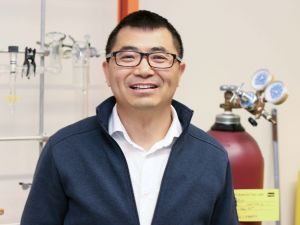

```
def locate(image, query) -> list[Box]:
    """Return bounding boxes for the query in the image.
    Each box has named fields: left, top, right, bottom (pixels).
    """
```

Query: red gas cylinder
left=208, top=112, right=264, bottom=225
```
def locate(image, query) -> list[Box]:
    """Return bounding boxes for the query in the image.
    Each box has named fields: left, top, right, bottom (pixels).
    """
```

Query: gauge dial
left=265, top=81, right=288, bottom=104
left=251, top=69, right=273, bottom=91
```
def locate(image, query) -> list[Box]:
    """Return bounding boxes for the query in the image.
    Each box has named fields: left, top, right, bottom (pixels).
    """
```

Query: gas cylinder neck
left=216, top=111, right=240, bottom=124
left=211, top=112, right=245, bottom=132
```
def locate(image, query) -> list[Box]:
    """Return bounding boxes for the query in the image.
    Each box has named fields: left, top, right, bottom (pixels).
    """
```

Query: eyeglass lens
left=115, top=51, right=174, bottom=68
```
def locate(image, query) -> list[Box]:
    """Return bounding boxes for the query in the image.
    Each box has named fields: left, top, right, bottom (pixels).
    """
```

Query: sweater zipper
left=150, top=128, right=187, bottom=225
left=102, top=129, right=140, bottom=225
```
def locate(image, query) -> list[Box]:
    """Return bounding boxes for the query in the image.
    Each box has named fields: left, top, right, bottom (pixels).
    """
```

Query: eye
left=150, top=53, right=169, bottom=63
left=117, top=52, right=138, bottom=62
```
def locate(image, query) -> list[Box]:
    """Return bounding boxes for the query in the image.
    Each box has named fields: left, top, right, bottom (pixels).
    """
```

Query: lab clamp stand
left=219, top=68, right=288, bottom=126
left=0, top=32, right=100, bottom=191
left=0, top=46, right=46, bottom=113
left=0, top=31, right=100, bottom=117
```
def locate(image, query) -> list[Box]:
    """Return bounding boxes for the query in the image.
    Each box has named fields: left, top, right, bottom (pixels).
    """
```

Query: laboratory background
left=0, top=0, right=300, bottom=225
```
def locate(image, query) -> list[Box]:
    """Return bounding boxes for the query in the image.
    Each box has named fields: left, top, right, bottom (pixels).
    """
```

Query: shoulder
left=47, top=116, right=100, bottom=146
left=185, top=124, right=228, bottom=158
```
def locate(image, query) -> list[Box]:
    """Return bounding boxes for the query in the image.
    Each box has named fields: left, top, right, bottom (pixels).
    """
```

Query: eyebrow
left=117, top=46, right=167, bottom=53
left=150, top=47, right=167, bottom=53
left=118, top=46, right=139, bottom=51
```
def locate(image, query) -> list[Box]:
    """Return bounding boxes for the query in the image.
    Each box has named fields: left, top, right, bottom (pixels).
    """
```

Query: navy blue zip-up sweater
left=21, top=97, right=239, bottom=225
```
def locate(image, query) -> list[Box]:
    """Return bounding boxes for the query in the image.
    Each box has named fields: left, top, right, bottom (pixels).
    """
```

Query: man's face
left=103, top=27, right=185, bottom=111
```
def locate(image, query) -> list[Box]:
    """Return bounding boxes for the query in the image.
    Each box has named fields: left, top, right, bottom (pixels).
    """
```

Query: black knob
left=248, top=117, right=258, bottom=126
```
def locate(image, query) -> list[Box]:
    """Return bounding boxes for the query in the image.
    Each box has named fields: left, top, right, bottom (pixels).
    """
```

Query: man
left=21, top=10, right=239, bottom=225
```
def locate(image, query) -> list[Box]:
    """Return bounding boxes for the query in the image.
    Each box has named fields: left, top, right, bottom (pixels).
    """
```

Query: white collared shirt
left=108, top=105, right=182, bottom=225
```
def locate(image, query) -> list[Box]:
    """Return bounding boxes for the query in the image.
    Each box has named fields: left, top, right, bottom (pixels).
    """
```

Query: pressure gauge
left=251, top=69, right=273, bottom=91
left=265, top=81, right=288, bottom=105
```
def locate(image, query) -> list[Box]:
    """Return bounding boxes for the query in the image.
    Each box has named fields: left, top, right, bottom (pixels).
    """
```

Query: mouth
left=130, top=84, right=158, bottom=90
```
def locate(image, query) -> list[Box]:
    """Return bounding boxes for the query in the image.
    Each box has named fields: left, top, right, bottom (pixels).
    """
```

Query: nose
left=133, top=56, right=155, bottom=77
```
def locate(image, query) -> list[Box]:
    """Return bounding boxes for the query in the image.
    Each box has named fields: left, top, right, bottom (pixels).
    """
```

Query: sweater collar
left=96, top=96, right=194, bottom=132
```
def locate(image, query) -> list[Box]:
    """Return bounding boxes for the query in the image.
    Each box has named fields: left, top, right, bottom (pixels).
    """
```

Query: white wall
left=0, top=0, right=299, bottom=225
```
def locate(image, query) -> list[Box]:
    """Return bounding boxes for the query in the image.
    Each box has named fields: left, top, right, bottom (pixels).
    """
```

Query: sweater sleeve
left=210, top=161, right=239, bottom=225
left=20, top=141, right=68, bottom=225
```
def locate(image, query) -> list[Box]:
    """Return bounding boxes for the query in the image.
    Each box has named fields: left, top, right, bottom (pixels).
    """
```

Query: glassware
left=72, top=37, right=91, bottom=118
left=46, top=32, right=65, bottom=74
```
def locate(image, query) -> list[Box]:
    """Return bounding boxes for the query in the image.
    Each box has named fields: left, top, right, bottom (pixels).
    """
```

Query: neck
left=116, top=105, right=173, bottom=150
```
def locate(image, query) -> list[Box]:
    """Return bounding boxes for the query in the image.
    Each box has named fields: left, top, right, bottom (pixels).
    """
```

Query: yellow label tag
left=234, top=189, right=279, bottom=221
left=5, top=95, right=20, bottom=103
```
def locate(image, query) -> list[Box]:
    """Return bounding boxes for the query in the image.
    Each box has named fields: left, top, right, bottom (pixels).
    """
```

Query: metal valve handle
left=220, top=84, right=238, bottom=92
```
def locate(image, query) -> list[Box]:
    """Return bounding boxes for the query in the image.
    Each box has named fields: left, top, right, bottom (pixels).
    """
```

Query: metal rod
left=39, top=0, right=46, bottom=153
left=0, top=136, right=48, bottom=142
left=272, top=108, right=281, bottom=225
left=0, top=50, right=49, bottom=56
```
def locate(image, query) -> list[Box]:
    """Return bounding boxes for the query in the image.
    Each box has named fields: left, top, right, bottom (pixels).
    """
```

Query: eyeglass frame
left=105, top=50, right=182, bottom=69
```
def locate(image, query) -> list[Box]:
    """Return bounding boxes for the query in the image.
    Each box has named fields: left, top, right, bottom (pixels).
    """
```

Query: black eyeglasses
left=106, top=50, right=182, bottom=69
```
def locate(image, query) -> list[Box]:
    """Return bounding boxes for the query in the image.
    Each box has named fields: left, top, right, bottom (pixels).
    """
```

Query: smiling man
left=102, top=26, right=185, bottom=151
left=21, top=10, right=239, bottom=225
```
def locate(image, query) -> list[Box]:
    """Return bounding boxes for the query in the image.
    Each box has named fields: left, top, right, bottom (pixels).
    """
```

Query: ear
left=177, top=62, right=186, bottom=83
left=102, top=61, right=111, bottom=87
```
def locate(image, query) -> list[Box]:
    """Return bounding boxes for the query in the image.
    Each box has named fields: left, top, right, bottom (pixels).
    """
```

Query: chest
left=56, top=137, right=223, bottom=225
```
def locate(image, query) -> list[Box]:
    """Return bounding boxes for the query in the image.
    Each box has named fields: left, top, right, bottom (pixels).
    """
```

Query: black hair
left=105, top=10, right=184, bottom=58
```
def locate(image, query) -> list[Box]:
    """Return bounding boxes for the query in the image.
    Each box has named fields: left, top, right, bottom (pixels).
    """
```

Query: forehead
left=112, top=27, right=177, bottom=53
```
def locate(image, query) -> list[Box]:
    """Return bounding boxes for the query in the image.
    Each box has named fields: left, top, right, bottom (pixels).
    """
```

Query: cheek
left=108, top=71, right=128, bottom=90
left=165, top=72, right=181, bottom=87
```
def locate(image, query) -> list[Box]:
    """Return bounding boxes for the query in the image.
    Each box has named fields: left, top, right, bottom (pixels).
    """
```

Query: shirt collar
left=108, top=104, right=182, bottom=152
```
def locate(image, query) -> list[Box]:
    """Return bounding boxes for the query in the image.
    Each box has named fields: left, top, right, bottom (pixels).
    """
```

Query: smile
left=130, top=84, right=158, bottom=90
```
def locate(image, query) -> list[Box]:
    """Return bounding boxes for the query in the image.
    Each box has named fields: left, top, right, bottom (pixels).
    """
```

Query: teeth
left=131, top=84, right=157, bottom=89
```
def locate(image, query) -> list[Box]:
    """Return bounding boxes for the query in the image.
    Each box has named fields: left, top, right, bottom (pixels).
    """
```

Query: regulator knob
left=220, top=84, right=238, bottom=92
left=248, top=117, right=258, bottom=126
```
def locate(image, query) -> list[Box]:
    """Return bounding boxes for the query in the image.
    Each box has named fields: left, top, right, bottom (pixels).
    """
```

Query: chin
left=130, top=99, right=159, bottom=110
